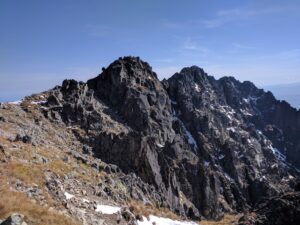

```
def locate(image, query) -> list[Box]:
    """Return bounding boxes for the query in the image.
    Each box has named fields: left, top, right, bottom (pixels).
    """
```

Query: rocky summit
left=0, top=56, right=299, bottom=225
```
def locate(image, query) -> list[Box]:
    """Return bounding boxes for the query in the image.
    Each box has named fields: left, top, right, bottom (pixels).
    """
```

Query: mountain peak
left=1, top=57, right=300, bottom=224
left=180, top=65, right=206, bottom=76
left=104, top=56, right=157, bottom=79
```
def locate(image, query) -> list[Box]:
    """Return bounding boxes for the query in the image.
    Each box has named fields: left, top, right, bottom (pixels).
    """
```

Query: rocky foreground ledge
left=1, top=56, right=300, bottom=224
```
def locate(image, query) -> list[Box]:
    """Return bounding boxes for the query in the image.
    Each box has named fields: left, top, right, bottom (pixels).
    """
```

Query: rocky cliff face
left=38, top=57, right=300, bottom=220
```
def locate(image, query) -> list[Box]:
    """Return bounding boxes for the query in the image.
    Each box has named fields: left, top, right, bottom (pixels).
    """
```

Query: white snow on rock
left=31, top=100, right=47, bottom=105
left=182, top=124, right=198, bottom=152
left=269, top=146, right=286, bottom=162
left=204, top=160, right=210, bottom=167
left=156, top=143, right=165, bottom=148
left=8, top=100, right=23, bottom=105
left=82, top=198, right=90, bottom=203
left=259, top=175, right=267, bottom=181
left=243, top=98, right=250, bottom=103
left=172, top=109, right=177, bottom=116
left=137, top=215, right=198, bottom=225
left=64, top=192, right=75, bottom=200
left=271, top=147, right=286, bottom=161
left=194, top=84, right=200, bottom=92
left=95, top=205, right=121, bottom=214
left=257, top=130, right=263, bottom=135
left=249, top=96, right=259, bottom=104
left=171, top=116, right=198, bottom=152
left=218, top=154, right=225, bottom=160
left=227, top=127, right=236, bottom=133
left=240, top=109, right=253, bottom=116
left=224, top=173, right=234, bottom=183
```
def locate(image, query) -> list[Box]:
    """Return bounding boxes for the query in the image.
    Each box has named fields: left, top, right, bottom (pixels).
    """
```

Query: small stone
left=62, top=156, right=69, bottom=162
left=14, top=134, right=32, bottom=144
left=0, top=116, right=5, bottom=122
left=1, top=213, right=27, bottom=225
left=121, top=207, right=136, bottom=222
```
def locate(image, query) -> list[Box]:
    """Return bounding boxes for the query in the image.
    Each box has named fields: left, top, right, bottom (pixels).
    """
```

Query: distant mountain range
left=264, top=83, right=300, bottom=109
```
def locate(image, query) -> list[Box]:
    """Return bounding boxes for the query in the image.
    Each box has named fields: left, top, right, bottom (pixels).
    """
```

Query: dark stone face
left=44, top=56, right=300, bottom=220
left=239, top=192, right=300, bottom=225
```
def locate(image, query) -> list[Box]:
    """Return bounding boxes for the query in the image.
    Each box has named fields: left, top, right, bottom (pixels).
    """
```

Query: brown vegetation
left=0, top=184, right=80, bottom=225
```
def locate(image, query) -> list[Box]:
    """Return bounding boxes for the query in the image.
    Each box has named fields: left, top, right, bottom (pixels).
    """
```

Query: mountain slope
left=0, top=56, right=299, bottom=224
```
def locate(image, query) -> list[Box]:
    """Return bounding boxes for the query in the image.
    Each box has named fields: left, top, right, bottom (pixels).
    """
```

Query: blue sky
left=1, top=0, right=300, bottom=101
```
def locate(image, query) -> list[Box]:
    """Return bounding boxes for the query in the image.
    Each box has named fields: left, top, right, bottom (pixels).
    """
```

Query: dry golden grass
left=49, top=159, right=72, bottom=176
left=0, top=184, right=80, bottom=225
left=201, top=214, right=241, bottom=225
left=4, top=162, right=45, bottom=186
left=129, top=200, right=240, bottom=225
left=128, top=200, right=181, bottom=221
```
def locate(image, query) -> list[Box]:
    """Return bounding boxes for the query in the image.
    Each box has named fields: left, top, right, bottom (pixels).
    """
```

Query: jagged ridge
left=13, top=57, right=300, bottom=220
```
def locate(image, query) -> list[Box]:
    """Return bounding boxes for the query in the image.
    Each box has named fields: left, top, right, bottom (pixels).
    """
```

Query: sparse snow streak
left=8, top=100, right=23, bottom=105
left=156, top=143, right=165, bottom=148
left=224, top=173, right=234, bottom=183
left=31, top=100, right=47, bottom=105
left=240, top=109, right=253, bottom=116
left=182, top=123, right=198, bottom=152
left=137, top=215, right=198, bottom=225
left=249, top=96, right=259, bottom=104
left=204, top=160, right=210, bottom=167
left=171, top=112, right=198, bottom=152
left=64, top=192, right=74, bottom=200
left=270, top=146, right=286, bottom=162
left=95, top=205, right=121, bottom=214
left=194, top=84, right=200, bottom=92
left=218, top=154, right=225, bottom=160
left=227, top=127, right=236, bottom=133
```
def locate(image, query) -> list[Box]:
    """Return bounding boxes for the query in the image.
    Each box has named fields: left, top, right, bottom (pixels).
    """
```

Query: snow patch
left=243, top=98, right=250, bottom=103
left=172, top=117, right=198, bottom=152
left=249, top=96, right=259, bottom=104
left=257, top=130, right=263, bottom=135
left=172, top=109, right=177, bottom=116
left=247, top=138, right=252, bottom=145
left=218, top=154, right=225, bottom=160
left=271, top=163, right=278, bottom=169
left=204, top=160, right=210, bottom=167
left=259, top=175, right=266, bottom=181
left=8, top=100, right=23, bottom=105
left=31, top=100, right=47, bottom=105
left=156, top=143, right=165, bottom=148
left=137, top=215, right=198, bottom=225
left=194, top=84, right=200, bottom=92
left=224, top=173, right=234, bottom=182
left=182, top=124, right=198, bottom=152
left=227, top=127, right=236, bottom=133
left=64, top=192, right=74, bottom=200
left=95, top=205, right=121, bottom=214
left=270, top=146, right=286, bottom=162
left=240, top=109, right=253, bottom=116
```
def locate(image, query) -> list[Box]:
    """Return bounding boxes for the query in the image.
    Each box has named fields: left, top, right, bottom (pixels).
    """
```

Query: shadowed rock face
left=43, top=56, right=300, bottom=220
left=239, top=192, right=300, bottom=225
